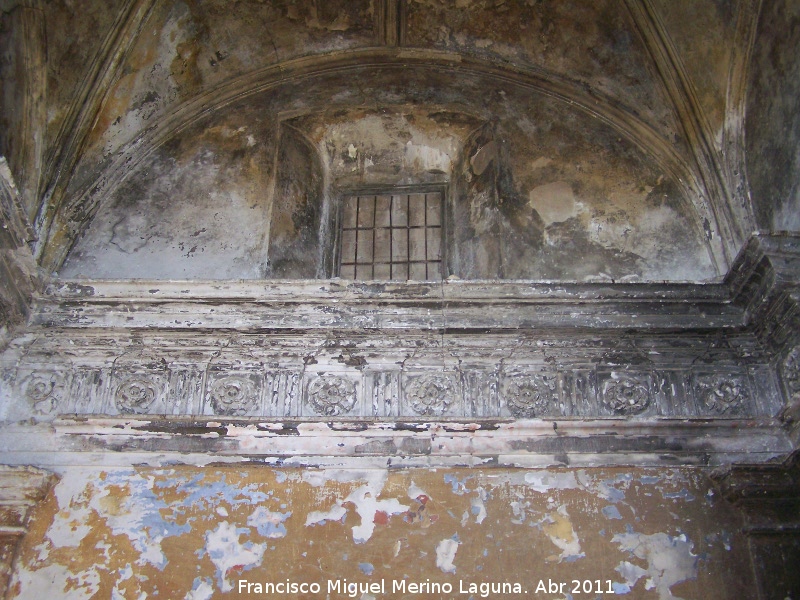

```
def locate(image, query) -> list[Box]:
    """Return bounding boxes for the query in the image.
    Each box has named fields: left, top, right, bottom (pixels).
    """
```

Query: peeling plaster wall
left=81, top=0, right=376, bottom=168
left=404, top=0, right=682, bottom=148
left=265, top=124, right=325, bottom=279
left=746, top=0, right=800, bottom=233
left=290, top=108, right=480, bottom=189
left=61, top=111, right=276, bottom=279
left=651, top=0, right=736, bottom=149
left=9, top=466, right=753, bottom=599
left=39, top=0, right=126, bottom=160
left=454, top=115, right=715, bottom=282
left=60, top=67, right=716, bottom=282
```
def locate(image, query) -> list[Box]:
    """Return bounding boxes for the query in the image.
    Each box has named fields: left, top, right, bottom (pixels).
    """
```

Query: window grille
left=339, top=191, right=443, bottom=281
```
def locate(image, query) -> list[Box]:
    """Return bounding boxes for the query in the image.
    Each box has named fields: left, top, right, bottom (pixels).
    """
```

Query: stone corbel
left=0, top=465, right=56, bottom=597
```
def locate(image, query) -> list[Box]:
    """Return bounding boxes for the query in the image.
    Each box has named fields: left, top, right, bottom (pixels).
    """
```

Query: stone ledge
left=0, top=417, right=791, bottom=469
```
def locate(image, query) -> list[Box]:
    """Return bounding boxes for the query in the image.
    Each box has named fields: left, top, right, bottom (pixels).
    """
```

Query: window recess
left=338, top=189, right=444, bottom=281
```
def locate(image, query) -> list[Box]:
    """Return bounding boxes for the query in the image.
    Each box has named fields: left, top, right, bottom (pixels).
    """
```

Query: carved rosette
left=503, top=374, right=557, bottom=418
left=307, top=375, right=357, bottom=416
left=21, top=373, right=64, bottom=415
left=210, top=376, right=259, bottom=416
left=695, top=375, right=748, bottom=415
left=115, top=376, right=160, bottom=414
left=602, top=374, right=650, bottom=415
left=782, top=346, right=800, bottom=402
left=405, top=374, right=454, bottom=417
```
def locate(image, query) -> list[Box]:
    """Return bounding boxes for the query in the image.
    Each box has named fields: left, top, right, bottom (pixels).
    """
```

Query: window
left=338, top=189, right=444, bottom=281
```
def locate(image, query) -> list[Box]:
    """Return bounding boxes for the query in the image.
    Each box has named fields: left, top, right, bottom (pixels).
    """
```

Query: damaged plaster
left=8, top=466, right=752, bottom=599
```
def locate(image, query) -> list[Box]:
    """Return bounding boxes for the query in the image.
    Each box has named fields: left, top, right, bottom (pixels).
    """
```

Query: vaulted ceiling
left=1, top=0, right=798, bottom=282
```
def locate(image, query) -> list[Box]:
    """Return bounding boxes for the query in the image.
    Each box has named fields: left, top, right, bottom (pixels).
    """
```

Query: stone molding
left=0, top=233, right=798, bottom=468
left=0, top=466, right=55, bottom=597
left=1, top=333, right=783, bottom=421
left=0, top=418, right=791, bottom=470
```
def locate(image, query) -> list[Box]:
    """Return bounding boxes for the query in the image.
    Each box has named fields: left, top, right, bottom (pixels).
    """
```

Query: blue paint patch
left=98, top=470, right=191, bottom=570
left=259, top=521, right=287, bottom=538
left=602, top=505, right=623, bottom=520
left=613, top=582, right=631, bottom=594
left=190, top=576, right=214, bottom=592
left=639, top=476, right=661, bottom=485
left=563, top=554, right=585, bottom=563
left=359, top=563, right=374, bottom=576
left=443, top=474, right=471, bottom=495
left=170, top=473, right=271, bottom=513
left=251, top=510, right=292, bottom=539
left=663, top=488, right=695, bottom=501
left=601, top=486, right=626, bottom=503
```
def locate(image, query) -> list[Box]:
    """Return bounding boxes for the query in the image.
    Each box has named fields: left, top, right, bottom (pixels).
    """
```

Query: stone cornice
left=32, top=278, right=739, bottom=332
left=1, top=234, right=797, bottom=469
left=0, top=418, right=791, bottom=470
left=31, top=234, right=800, bottom=336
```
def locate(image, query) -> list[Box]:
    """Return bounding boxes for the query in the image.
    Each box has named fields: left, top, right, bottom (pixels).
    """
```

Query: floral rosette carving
left=503, top=374, right=557, bottom=418
left=782, top=346, right=800, bottom=402
left=115, top=376, right=160, bottom=414
left=406, top=374, right=454, bottom=417
left=695, top=375, right=747, bottom=415
left=307, top=375, right=356, bottom=416
left=602, top=375, right=650, bottom=415
left=22, top=373, right=64, bottom=415
left=210, top=376, right=258, bottom=416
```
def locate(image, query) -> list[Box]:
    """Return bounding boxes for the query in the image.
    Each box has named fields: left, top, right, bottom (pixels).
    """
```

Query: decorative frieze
left=307, top=375, right=357, bottom=416
left=501, top=373, right=558, bottom=418
left=694, top=374, right=750, bottom=415
left=0, top=333, right=786, bottom=422
left=114, top=375, right=162, bottom=414
left=21, top=372, right=65, bottom=416
left=404, top=373, right=455, bottom=417
left=600, top=373, right=651, bottom=416
left=209, top=375, right=259, bottom=416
